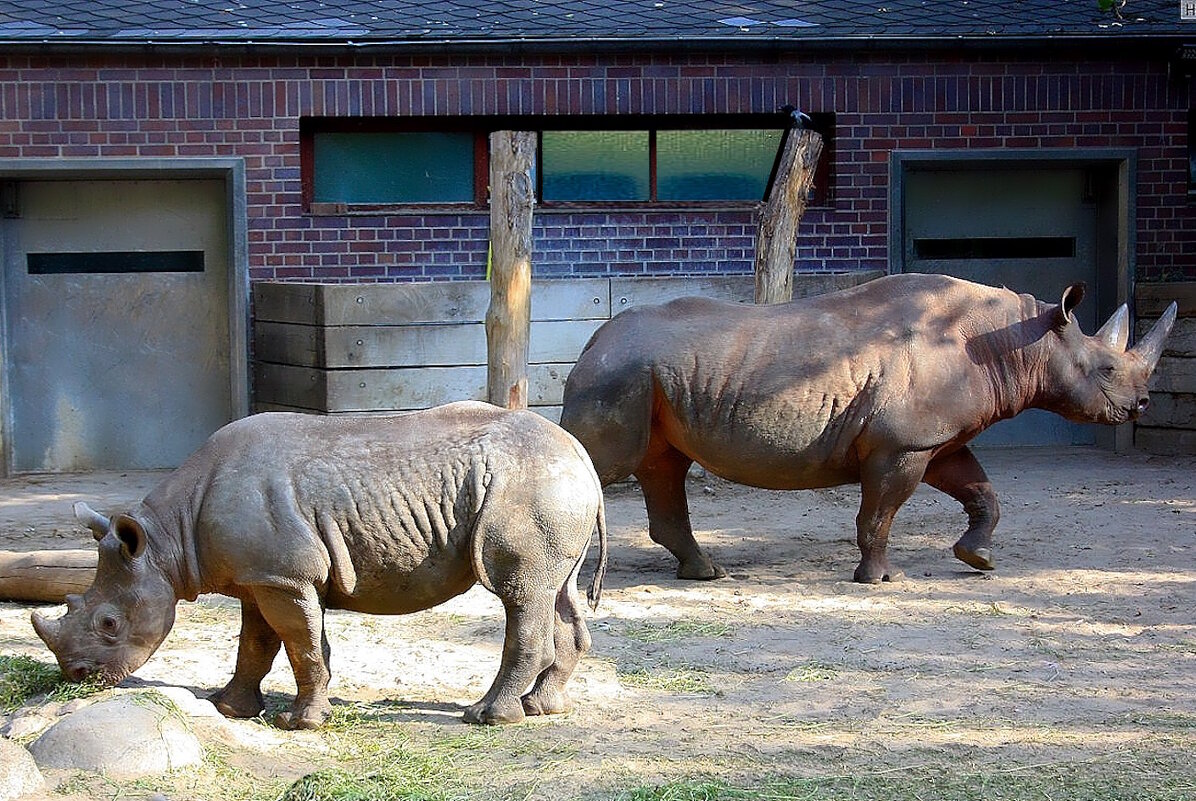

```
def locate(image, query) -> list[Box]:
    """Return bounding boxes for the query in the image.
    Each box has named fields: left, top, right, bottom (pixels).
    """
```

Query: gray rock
left=1, top=711, right=53, bottom=740
left=0, top=738, right=44, bottom=801
left=27, top=692, right=202, bottom=779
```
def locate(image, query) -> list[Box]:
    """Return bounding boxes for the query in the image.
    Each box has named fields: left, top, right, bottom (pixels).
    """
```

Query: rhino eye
left=96, top=614, right=121, bottom=639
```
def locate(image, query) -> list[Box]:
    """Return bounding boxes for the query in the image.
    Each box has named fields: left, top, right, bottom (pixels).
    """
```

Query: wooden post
left=754, top=120, right=824, bottom=305
left=486, top=130, right=536, bottom=409
left=0, top=550, right=96, bottom=603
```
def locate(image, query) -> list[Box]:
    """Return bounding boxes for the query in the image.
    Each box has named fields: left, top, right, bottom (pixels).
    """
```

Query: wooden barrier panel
left=252, top=273, right=882, bottom=417
left=1134, top=281, right=1196, bottom=454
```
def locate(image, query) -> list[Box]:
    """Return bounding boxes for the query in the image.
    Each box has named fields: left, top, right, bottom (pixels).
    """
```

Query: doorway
left=0, top=161, right=248, bottom=473
left=890, top=151, right=1133, bottom=448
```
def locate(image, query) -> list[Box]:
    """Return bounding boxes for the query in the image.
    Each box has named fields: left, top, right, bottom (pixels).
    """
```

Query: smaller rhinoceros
left=32, top=401, right=608, bottom=728
left=561, top=273, right=1176, bottom=584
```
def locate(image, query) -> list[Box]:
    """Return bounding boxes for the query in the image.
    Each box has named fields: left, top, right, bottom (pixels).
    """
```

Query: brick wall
left=0, top=49, right=1192, bottom=283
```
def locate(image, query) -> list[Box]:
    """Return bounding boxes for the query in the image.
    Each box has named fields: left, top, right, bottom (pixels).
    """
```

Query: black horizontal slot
left=27, top=250, right=204, bottom=275
left=914, top=237, right=1075, bottom=261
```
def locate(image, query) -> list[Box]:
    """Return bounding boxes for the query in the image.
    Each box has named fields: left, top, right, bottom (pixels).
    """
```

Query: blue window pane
left=542, top=131, right=649, bottom=201
left=313, top=132, right=474, bottom=203
left=657, top=129, right=782, bottom=201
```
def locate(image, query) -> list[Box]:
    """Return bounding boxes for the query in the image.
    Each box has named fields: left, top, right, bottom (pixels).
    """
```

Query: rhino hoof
left=522, top=688, right=570, bottom=717
left=274, top=703, right=331, bottom=730
left=953, top=543, right=995, bottom=571
left=676, top=560, right=727, bottom=581
left=464, top=700, right=526, bottom=725
left=853, top=563, right=902, bottom=584
left=209, top=687, right=264, bottom=719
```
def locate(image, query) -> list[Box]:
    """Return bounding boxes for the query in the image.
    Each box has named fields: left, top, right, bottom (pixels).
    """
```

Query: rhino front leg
left=464, top=593, right=555, bottom=725
left=209, top=600, right=281, bottom=719
left=252, top=585, right=333, bottom=730
left=636, top=443, right=726, bottom=580
left=922, top=446, right=999, bottom=571
left=522, top=567, right=592, bottom=717
left=853, top=452, right=929, bottom=584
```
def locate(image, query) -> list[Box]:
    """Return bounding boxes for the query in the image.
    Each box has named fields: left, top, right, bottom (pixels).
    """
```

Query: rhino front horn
left=30, top=608, right=61, bottom=649
left=74, top=502, right=110, bottom=541
left=1133, top=301, right=1178, bottom=372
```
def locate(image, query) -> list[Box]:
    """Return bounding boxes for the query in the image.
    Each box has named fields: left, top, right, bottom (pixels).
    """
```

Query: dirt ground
left=1, top=445, right=1194, bottom=799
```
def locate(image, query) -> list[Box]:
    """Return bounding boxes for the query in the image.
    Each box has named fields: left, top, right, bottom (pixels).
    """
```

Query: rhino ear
left=113, top=514, right=148, bottom=560
left=1055, top=282, right=1087, bottom=329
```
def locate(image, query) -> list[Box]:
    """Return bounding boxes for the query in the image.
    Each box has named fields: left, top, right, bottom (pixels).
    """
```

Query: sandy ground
left=1, top=445, right=1194, bottom=798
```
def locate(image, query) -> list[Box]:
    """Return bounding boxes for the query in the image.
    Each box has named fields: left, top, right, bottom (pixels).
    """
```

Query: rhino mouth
left=62, top=659, right=129, bottom=687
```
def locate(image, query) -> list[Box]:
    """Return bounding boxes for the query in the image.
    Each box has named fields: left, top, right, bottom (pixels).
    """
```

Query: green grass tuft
left=620, top=620, right=733, bottom=644
left=0, top=654, right=106, bottom=712
left=783, top=660, right=838, bottom=683
left=618, top=666, right=716, bottom=695
left=0, top=654, right=61, bottom=712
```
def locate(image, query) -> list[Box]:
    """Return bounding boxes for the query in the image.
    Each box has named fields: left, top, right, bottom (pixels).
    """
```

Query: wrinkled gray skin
left=33, top=401, right=608, bottom=728
left=561, top=273, right=1176, bottom=584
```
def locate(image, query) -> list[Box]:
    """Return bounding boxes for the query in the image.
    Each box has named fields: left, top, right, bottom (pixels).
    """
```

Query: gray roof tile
left=0, top=0, right=1185, bottom=47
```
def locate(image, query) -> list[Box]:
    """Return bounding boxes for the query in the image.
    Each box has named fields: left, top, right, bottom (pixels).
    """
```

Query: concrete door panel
left=2, top=179, right=233, bottom=472
left=903, top=167, right=1101, bottom=447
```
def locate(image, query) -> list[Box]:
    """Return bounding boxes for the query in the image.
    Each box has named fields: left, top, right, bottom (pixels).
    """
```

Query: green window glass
left=656, top=129, right=783, bottom=201
left=541, top=131, right=649, bottom=201
left=313, top=132, right=474, bottom=203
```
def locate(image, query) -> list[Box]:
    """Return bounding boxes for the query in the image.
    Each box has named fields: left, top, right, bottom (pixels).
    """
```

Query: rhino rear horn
left=1132, top=301, right=1178, bottom=372
left=74, top=502, right=110, bottom=542
left=1095, top=304, right=1130, bottom=351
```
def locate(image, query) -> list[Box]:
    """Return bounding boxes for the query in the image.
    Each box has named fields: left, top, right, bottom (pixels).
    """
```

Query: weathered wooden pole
left=0, top=549, right=96, bottom=603
left=486, top=130, right=536, bottom=409
left=754, top=114, right=824, bottom=305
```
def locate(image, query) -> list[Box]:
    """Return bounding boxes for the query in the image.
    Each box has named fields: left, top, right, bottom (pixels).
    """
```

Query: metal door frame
left=888, top=148, right=1137, bottom=451
left=0, top=158, right=250, bottom=475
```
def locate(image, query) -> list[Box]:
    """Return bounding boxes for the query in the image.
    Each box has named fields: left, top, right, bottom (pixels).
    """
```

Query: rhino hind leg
left=210, top=600, right=282, bottom=719
left=521, top=562, right=592, bottom=717
left=922, top=446, right=999, bottom=571
left=636, top=442, right=726, bottom=580
left=464, top=592, right=556, bottom=725
left=251, top=584, right=334, bottom=730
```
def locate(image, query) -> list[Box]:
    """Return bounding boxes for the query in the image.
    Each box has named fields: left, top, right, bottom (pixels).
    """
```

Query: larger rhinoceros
left=32, top=401, right=608, bottom=728
left=560, top=273, right=1176, bottom=584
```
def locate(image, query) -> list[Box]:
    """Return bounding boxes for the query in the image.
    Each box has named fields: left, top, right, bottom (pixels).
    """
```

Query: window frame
left=300, top=113, right=834, bottom=214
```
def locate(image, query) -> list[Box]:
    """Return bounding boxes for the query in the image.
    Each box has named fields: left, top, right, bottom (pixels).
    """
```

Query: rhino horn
left=74, top=501, right=110, bottom=542
left=1132, top=301, right=1178, bottom=372
left=30, top=608, right=61, bottom=649
left=1095, top=304, right=1130, bottom=352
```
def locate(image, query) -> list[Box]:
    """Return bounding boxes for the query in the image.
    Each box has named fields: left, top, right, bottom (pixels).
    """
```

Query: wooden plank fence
left=253, top=272, right=882, bottom=420
left=1135, top=281, right=1196, bottom=454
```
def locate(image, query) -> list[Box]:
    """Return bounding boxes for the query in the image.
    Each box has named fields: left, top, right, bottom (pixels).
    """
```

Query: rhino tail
left=586, top=497, right=609, bottom=611
left=317, top=511, right=358, bottom=596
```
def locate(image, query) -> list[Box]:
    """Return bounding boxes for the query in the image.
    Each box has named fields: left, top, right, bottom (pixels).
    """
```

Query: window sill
left=307, top=200, right=809, bottom=216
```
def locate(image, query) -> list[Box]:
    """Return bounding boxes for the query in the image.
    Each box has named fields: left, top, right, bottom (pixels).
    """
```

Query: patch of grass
left=620, top=620, right=733, bottom=644
left=0, top=654, right=105, bottom=712
left=0, top=655, right=59, bottom=711
left=278, top=765, right=451, bottom=801
left=618, top=666, right=716, bottom=695
left=607, top=758, right=1196, bottom=801
left=783, top=660, right=838, bottom=683
left=1121, top=711, right=1196, bottom=730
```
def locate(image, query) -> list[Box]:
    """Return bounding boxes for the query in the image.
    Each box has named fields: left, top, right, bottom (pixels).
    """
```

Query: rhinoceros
left=560, top=273, right=1176, bottom=584
left=32, top=401, right=608, bottom=728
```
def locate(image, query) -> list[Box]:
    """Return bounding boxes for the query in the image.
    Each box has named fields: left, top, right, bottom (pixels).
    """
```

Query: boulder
left=0, top=738, right=44, bottom=801
left=27, top=693, right=202, bottom=779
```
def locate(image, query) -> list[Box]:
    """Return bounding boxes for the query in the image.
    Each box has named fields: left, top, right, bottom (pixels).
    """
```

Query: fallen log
left=0, top=550, right=97, bottom=603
